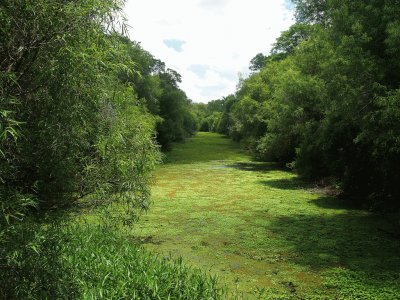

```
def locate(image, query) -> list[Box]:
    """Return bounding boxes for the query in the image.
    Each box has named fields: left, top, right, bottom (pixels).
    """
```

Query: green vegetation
left=0, top=0, right=197, bottom=229
left=135, top=132, right=400, bottom=299
left=1, top=0, right=400, bottom=298
left=0, top=220, right=225, bottom=299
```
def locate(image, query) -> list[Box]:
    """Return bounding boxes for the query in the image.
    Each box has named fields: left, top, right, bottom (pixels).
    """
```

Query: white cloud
left=124, top=0, right=295, bottom=103
left=197, top=0, right=229, bottom=9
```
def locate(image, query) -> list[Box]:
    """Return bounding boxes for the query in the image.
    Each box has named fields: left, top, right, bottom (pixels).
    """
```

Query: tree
left=249, top=53, right=268, bottom=72
left=0, top=2, right=161, bottom=287
left=271, top=23, right=314, bottom=56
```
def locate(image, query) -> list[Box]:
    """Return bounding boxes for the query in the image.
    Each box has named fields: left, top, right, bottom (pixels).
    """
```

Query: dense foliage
left=0, top=0, right=201, bottom=296
left=0, top=0, right=200, bottom=226
left=199, top=0, right=400, bottom=211
left=0, top=0, right=159, bottom=229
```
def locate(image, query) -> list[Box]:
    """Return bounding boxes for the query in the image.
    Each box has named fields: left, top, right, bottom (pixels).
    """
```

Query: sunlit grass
left=133, top=132, right=400, bottom=299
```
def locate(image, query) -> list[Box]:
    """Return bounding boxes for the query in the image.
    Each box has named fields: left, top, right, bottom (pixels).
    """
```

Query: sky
left=124, top=0, right=295, bottom=103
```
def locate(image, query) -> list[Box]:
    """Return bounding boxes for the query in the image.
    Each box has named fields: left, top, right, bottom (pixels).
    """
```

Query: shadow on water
left=247, top=186, right=400, bottom=293
left=267, top=209, right=400, bottom=281
left=244, top=166, right=400, bottom=291
left=228, top=161, right=286, bottom=172
left=309, top=195, right=363, bottom=210
left=235, top=162, right=400, bottom=274
left=259, top=176, right=366, bottom=210
left=259, top=178, right=311, bottom=190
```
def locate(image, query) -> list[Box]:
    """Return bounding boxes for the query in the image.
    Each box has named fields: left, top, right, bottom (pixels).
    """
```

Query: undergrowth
left=0, top=222, right=225, bottom=299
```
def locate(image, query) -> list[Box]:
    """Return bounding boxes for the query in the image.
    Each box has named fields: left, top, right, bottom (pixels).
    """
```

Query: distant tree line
left=198, top=0, right=400, bottom=211
left=116, top=35, right=197, bottom=149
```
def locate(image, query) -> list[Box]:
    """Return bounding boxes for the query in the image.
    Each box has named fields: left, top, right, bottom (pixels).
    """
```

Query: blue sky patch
left=163, top=39, right=186, bottom=52
left=284, top=0, right=295, bottom=10
left=188, top=64, right=209, bottom=78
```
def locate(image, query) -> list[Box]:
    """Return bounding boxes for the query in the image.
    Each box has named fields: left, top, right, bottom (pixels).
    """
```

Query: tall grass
left=0, top=222, right=225, bottom=299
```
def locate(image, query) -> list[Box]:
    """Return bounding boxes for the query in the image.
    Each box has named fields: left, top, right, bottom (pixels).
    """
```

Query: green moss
left=134, top=132, right=400, bottom=299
